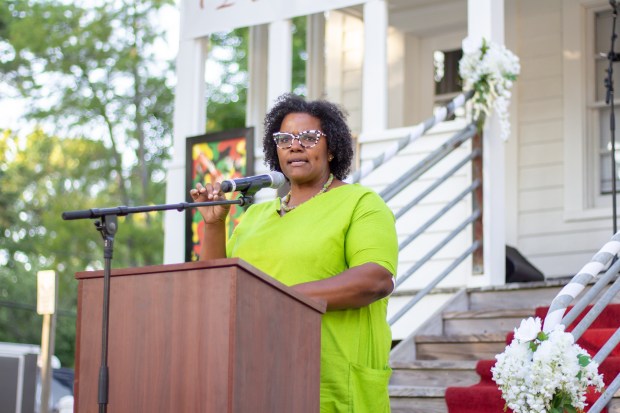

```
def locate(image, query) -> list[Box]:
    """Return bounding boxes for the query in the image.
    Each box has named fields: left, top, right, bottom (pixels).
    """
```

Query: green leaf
left=577, top=354, right=591, bottom=367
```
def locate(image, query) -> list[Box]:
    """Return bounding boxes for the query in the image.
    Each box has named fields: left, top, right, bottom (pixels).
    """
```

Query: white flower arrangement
left=459, top=38, right=520, bottom=140
left=491, top=317, right=605, bottom=413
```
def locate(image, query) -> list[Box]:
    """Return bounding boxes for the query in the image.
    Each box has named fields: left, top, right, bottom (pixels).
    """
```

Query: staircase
left=388, top=279, right=620, bottom=413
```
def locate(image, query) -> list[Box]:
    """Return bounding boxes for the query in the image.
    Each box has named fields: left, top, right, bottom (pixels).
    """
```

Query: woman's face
left=276, top=112, right=331, bottom=187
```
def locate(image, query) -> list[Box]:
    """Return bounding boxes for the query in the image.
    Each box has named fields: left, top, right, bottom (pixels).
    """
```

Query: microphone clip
left=238, top=193, right=255, bottom=207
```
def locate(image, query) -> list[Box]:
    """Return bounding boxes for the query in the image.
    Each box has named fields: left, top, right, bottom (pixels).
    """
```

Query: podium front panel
left=74, top=259, right=324, bottom=413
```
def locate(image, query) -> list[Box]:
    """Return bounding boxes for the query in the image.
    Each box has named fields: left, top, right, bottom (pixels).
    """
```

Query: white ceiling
left=340, top=0, right=468, bottom=37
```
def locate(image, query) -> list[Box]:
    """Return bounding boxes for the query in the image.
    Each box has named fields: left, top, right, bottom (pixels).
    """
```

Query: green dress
left=227, top=184, right=398, bottom=413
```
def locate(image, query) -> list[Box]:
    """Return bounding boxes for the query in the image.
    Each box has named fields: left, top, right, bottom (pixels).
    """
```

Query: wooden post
left=37, top=270, right=57, bottom=413
left=472, top=130, right=484, bottom=274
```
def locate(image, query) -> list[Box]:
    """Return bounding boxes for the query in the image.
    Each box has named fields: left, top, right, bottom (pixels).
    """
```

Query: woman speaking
left=190, top=94, right=398, bottom=413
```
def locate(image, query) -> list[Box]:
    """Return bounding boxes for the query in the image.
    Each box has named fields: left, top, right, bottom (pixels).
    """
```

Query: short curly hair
left=263, top=94, right=354, bottom=180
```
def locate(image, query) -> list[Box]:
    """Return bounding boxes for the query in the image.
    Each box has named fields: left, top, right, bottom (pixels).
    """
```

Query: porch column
left=362, top=0, right=388, bottom=132
left=267, top=19, right=292, bottom=108
left=164, top=36, right=208, bottom=264
left=247, top=24, right=269, bottom=153
left=306, top=13, right=326, bottom=100
left=466, top=0, right=506, bottom=286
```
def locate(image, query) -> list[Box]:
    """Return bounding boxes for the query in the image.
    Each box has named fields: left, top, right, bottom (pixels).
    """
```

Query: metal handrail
left=380, top=123, right=477, bottom=201
left=352, top=92, right=479, bottom=350
left=590, top=373, right=620, bottom=412
left=562, top=257, right=620, bottom=329
left=389, top=240, right=481, bottom=325
left=570, top=258, right=620, bottom=339
left=396, top=209, right=481, bottom=289
left=351, top=90, right=474, bottom=184
left=394, top=149, right=481, bottom=220
left=594, top=325, right=620, bottom=364
left=541, top=231, right=620, bottom=413
left=542, top=231, right=620, bottom=332
left=397, top=179, right=481, bottom=252
left=357, top=118, right=481, bottom=329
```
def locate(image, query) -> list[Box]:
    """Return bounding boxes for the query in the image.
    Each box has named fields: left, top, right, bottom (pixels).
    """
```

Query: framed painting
left=185, top=127, right=254, bottom=262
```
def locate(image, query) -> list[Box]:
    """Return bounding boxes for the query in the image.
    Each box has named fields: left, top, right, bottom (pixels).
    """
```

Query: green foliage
left=549, top=390, right=580, bottom=413
left=206, top=28, right=250, bottom=132
left=291, top=16, right=307, bottom=96
left=0, top=0, right=174, bottom=205
left=205, top=16, right=307, bottom=132
left=0, top=129, right=117, bottom=365
left=0, top=0, right=175, bottom=366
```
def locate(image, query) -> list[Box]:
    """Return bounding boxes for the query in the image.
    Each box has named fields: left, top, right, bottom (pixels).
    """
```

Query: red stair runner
left=445, top=304, right=620, bottom=412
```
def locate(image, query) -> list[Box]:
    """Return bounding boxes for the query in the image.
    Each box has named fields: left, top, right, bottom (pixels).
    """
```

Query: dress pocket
left=348, top=362, right=392, bottom=413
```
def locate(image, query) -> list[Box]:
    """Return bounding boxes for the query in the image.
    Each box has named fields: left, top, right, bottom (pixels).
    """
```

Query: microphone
left=220, top=171, right=286, bottom=194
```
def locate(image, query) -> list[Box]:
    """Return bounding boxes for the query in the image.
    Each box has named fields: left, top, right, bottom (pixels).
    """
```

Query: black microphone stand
left=606, top=0, right=620, bottom=233
left=62, top=192, right=256, bottom=413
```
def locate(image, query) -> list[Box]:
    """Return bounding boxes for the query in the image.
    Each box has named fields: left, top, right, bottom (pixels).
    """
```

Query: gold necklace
left=281, top=173, right=334, bottom=213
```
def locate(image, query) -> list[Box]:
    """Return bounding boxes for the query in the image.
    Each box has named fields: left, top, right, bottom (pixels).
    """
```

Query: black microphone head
left=220, top=171, right=286, bottom=193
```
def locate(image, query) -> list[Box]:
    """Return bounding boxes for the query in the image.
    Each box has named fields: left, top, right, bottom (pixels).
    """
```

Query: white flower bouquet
left=459, top=38, right=520, bottom=140
left=491, top=317, right=605, bottom=413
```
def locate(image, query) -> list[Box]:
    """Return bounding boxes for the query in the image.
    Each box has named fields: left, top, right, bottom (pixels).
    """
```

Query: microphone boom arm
left=62, top=198, right=249, bottom=220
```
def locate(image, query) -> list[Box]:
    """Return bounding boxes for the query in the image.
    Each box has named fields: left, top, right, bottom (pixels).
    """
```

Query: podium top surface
left=75, top=258, right=326, bottom=313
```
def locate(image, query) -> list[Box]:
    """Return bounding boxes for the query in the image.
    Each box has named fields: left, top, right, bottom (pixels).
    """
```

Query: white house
left=164, top=0, right=619, bottom=337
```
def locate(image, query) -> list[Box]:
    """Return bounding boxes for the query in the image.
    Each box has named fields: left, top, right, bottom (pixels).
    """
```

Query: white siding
left=515, top=0, right=613, bottom=278
left=263, top=0, right=617, bottom=288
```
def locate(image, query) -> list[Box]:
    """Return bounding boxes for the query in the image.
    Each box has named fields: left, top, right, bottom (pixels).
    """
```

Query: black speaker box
left=506, top=245, right=544, bottom=283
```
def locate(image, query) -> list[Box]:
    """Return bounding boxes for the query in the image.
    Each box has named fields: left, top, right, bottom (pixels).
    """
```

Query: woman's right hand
left=189, top=182, right=231, bottom=225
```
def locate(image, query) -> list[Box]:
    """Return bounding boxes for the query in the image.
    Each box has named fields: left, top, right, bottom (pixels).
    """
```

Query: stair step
left=415, top=333, right=507, bottom=360
left=390, top=360, right=479, bottom=387
left=443, top=308, right=533, bottom=335
left=467, top=281, right=568, bottom=311
left=443, top=308, right=533, bottom=319
left=389, top=385, right=447, bottom=413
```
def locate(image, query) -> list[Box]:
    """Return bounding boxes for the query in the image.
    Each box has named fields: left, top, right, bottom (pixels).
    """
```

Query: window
left=593, top=9, right=620, bottom=195
left=433, top=48, right=465, bottom=120
left=564, top=1, right=620, bottom=218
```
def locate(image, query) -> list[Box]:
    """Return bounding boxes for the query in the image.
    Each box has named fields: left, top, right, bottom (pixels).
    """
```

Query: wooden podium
left=74, top=258, right=326, bottom=412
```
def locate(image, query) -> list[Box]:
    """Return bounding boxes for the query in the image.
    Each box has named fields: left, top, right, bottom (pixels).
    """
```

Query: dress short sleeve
left=344, top=191, right=398, bottom=276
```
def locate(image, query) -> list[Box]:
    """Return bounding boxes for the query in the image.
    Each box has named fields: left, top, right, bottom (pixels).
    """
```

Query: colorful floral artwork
left=185, top=128, right=254, bottom=261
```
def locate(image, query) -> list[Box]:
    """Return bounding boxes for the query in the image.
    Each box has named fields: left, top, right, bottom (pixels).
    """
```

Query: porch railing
left=352, top=90, right=481, bottom=330
left=386, top=123, right=481, bottom=326
left=542, top=232, right=620, bottom=412
left=351, top=90, right=474, bottom=184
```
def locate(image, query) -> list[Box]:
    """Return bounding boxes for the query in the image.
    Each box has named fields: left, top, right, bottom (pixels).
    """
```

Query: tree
left=0, top=0, right=173, bottom=243
left=0, top=129, right=119, bottom=366
left=206, top=28, right=249, bottom=132
left=0, top=0, right=175, bottom=261
left=0, top=0, right=175, bottom=365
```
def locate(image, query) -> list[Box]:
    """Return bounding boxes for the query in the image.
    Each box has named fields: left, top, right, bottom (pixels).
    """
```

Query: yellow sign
left=37, top=270, right=56, bottom=315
